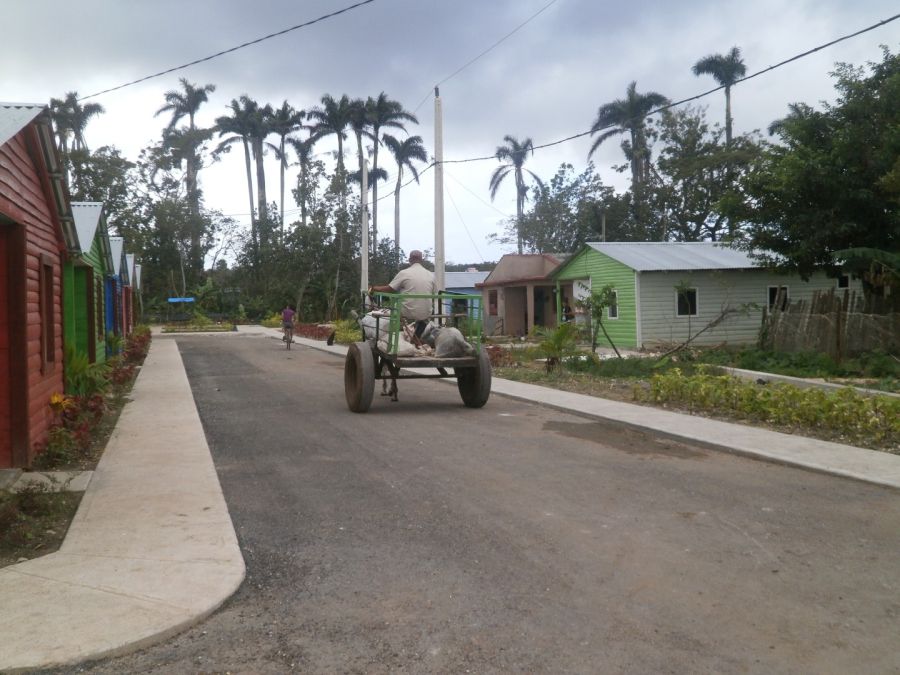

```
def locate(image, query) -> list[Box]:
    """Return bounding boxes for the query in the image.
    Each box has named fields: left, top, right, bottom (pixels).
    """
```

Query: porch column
left=526, top=283, right=535, bottom=334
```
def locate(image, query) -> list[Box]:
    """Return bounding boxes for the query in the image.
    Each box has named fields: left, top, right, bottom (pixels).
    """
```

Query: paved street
left=50, top=333, right=900, bottom=674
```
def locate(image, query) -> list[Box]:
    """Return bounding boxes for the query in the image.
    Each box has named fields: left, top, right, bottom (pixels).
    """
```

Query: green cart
left=344, top=292, right=492, bottom=412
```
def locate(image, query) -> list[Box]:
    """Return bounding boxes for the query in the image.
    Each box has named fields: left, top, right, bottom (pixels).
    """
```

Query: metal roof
left=444, top=270, right=489, bottom=290
left=109, top=236, right=124, bottom=276
left=586, top=242, right=757, bottom=271
left=71, top=202, right=105, bottom=255
left=134, top=263, right=142, bottom=290
left=0, top=103, right=44, bottom=147
left=126, top=254, right=135, bottom=286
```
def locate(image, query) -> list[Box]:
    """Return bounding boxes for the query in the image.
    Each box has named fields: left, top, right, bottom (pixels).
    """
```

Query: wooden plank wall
left=0, top=128, right=64, bottom=465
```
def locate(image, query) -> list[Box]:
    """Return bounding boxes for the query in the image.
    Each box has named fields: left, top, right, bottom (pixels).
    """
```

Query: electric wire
left=445, top=183, right=485, bottom=262
left=78, top=0, right=378, bottom=100
left=412, top=0, right=561, bottom=113
left=438, top=12, right=900, bottom=165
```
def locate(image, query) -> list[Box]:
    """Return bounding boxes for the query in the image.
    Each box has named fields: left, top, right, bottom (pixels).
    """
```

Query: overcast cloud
left=5, top=0, right=899, bottom=264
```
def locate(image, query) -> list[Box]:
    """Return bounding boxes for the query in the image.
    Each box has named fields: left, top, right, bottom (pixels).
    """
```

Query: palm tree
left=489, top=135, right=544, bottom=255
left=155, top=78, right=216, bottom=221
left=307, top=94, right=353, bottom=179
left=347, top=97, right=373, bottom=219
left=692, top=47, right=747, bottom=146
left=215, top=97, right=258, bottom=243
left=50, top=91, right=105, bottom=153
left=265, top=101, right=306, bottom=233
left=155, top=78, right=216, bottom=132
left=382, top=134, right=428, bottom=267
left=307, top=94, right=354, bottom=318
left=247, top=100, right=275, bottom=247
left=286, top=135, right=318, bottom=228
left=588, top=81, right=669, bottom=191
left=366, top=93, right=418, bottom=243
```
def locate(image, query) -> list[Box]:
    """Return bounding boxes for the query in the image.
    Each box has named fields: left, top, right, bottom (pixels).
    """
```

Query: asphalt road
left=53, top=333, right=900, bottom=674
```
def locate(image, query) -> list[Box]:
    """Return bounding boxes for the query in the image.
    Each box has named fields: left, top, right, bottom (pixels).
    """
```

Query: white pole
left=434, top=87, right=445, bottom=294
left=361, top=159, right=369, bottom=293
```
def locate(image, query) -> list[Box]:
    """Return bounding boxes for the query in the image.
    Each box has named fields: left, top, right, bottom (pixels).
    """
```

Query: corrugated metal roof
left=586, top=242, right=757, bottom=271
left=0, top=102, right=44, bottom=147
left=444, top=270, right=489, bottom=290
left=126, top=254, right=135, bottom=286
left=134, top=263, right=142, bottom=290
left=109, top=236, right=124, bottom=276
left=71, top=202, right=104, bottom=254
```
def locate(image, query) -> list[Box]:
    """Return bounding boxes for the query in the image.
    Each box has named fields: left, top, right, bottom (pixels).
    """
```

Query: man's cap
left=409, top=250, right=424, bottom=262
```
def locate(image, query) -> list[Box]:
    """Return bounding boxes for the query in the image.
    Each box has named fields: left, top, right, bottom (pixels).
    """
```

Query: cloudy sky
left=5, top=0, right=899, bottom=266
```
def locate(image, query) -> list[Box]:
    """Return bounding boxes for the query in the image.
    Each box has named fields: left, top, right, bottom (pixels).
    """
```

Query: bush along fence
left=635, top=367, right=899, bottom=451
left=760, top=289, right=899, bottom=359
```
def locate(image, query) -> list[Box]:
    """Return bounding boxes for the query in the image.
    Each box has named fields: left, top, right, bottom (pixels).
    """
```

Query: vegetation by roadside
left=491, top=340, right=899, bottom=453
left=0, top=326, right=152, bottom=568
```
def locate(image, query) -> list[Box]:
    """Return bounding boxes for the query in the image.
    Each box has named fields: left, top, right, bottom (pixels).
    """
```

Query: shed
left=552, top=242, right=863, bottom=350
left=124, top=253, right=136, bottom=335
left=68, top=202, right=113, bottom=364
left=107, top=234, right=129, bottom=348
left=477, top=254, right=565, bottom=336
left=441, top=269, right=489, bottom=324
left=0, top=103, right=78, bottom=466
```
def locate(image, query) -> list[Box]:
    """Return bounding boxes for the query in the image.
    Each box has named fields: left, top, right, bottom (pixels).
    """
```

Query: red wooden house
left=0, top=103, right=78, bottom=467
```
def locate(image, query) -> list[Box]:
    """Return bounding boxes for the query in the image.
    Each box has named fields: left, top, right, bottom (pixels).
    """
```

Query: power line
left=445, top=184, right=485, bottom=262
left=439, top=11, right=900, bottom=166
left=412, top=0, right=560, bottom=113
left=445, top=169, right=512, bottom=217
left=78, top=0, right=378, bottom=100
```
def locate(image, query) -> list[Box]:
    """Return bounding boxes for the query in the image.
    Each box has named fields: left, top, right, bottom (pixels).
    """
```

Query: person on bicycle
left=281, top=304, right=296, bottom=341
left=369, top=250, right=435, bottom=338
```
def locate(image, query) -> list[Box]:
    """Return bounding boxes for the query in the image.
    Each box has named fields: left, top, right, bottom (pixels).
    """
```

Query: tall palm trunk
left=242, top=138, right=257, bottom=254
left=515, top=170, right=525, bottom=255
left=371, top=142, right=380, bottom=244
left=724, top=86, right=733, bottom=147
left=253, top=137, right=269, bottom=248
left=278, top=141, right=286, bottom=238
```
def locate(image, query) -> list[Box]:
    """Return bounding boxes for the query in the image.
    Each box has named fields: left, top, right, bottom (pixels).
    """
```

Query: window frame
left=607, top=289, right=619, bottom=320
left=675, top=287, right=698, bottom=317
left=39, top=253, right=55, bottom=372
left=767, top=285, right=790, bottom=311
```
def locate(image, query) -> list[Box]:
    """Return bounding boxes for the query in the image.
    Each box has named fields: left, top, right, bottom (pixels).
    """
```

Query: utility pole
left=601, top=210, right=606, bottom=242
left=434, top=86, right=445, bottom=293
left=360, top=159, right=369, bottom=294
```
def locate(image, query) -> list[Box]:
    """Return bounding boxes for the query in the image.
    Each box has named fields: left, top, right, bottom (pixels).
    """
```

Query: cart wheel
left=456, top=348, right=492, bottom=408
left=345, top=342, right=375, bottom=412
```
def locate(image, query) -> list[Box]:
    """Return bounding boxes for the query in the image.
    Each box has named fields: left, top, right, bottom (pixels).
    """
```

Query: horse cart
left=343, top=292, right=491, bottom=412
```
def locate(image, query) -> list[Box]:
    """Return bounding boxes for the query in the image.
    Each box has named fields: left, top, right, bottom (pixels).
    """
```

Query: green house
left=63, top=202, right=113, bottom=365
left=553, top=242, right=862, bottom=350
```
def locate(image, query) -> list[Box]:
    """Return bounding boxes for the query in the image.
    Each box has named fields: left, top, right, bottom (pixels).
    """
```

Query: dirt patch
left=543, top=419, right=708, bottom=459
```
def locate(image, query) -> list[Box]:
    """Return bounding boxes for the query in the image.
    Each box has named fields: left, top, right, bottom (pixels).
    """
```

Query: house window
left=768, top=286, right=789, bottom=311
left=607, top=290, right=619, bottom=319
left=40, top=255, right=55, bottom=369
left=676, top=288, right=698, bottom=317
left=837, top=274, right=850, bottom=289
left=488, top=290, right=498, bottom=316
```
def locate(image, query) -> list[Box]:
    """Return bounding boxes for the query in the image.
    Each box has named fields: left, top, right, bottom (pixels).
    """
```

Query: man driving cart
left=369, top=249, right=435, bottom=338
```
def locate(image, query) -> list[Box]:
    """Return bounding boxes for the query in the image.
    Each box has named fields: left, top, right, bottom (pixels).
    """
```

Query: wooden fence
left=760, top=289, right=899, bottom=358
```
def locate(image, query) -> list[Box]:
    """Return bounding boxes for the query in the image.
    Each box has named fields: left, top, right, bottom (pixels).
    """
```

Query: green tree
left=366, top=93, right=418, bottom=243
left=215, top=97, right=259, bottom=247
left=742, top=48, right=900, bottom=296
left=49, top=91, right=105, bottom=154
left=494, top=163, right=624, bottom=253
left=649, top=106, right=762, bottom=241
left=265, top=101, right=306, bottom=234
left=489, top=135, right=544, bottom=255
left=154, top=79, right=216, bottom=218
left=692, top=47, right=747, bottom=147
left=287, top=136, right=320, bottom=228
left=382, top=133, right=428, bottom=268
left=588, top=81, right=669, bottom=191
left=575, top=284, right=621, bottom=357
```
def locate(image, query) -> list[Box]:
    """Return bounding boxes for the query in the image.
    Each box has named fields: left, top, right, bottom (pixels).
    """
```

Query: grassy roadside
left=492, top=344, right=899, bottom=453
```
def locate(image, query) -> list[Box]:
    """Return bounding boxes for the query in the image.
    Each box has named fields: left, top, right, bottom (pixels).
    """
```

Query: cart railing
left=363, top=291, right=484, bottom=354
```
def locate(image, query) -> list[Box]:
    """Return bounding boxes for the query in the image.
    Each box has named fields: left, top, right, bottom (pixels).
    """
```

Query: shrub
left=332, top=319, right=361, bottom=344
left=63, top=346, right=109, bottom=398
left=637, top=368, right=899, bottom=448
left=261, top=312, right=282, bottom=328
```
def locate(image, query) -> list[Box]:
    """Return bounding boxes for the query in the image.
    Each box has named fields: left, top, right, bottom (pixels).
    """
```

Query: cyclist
left=281, top=304, right=296, bottom=344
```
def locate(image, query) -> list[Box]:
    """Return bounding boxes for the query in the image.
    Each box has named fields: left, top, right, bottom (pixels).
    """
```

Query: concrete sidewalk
left=0, top=339, right=245, bottom=672
left=2, top=327, right=897, bottom=671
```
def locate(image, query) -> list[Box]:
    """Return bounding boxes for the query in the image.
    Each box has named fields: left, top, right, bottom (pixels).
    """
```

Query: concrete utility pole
left=433, top=86, right=445, bottom=293
left=360, top=159, right=369, bottom=293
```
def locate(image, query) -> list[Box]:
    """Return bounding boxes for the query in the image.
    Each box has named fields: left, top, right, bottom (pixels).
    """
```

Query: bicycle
left=282, top=322, right=294, bottom=350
